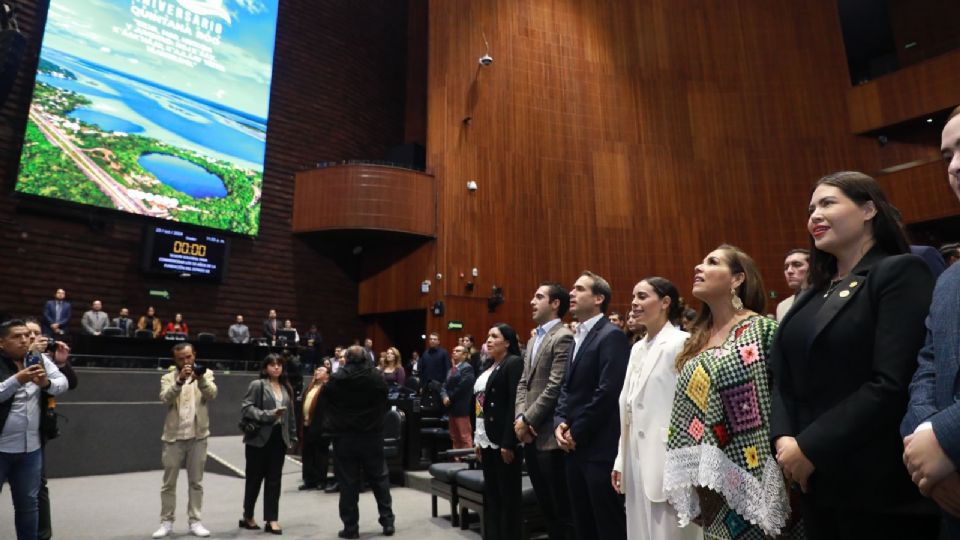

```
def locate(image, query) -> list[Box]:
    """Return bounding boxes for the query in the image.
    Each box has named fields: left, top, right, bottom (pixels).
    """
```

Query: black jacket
left=442, top=362, right=476, bottom=417
left=321, top=361, right=388, bottom=436
left=770, top=247, right=934, bottom=509
left=481, top=354, right=524, bottom=450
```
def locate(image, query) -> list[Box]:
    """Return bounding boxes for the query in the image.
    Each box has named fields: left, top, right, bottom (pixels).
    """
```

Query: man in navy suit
left=554, top=271, right=629, bottom=540
left=41, top=288, right=71, bottom=337
left=902, top=106, right=960, bottom=535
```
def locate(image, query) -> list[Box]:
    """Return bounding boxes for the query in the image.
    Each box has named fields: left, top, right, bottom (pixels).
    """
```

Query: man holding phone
left=153, top=343, right=217, bottom=538
left=0, top=318, right=68, bottom=540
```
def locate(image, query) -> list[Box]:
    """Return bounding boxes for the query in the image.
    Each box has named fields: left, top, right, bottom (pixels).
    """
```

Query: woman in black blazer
left=770, top=171, right=938, bottom=539
left=476, top=323, right=524, bottom=540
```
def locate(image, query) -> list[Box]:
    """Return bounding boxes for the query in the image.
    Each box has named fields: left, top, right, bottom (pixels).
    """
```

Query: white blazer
left=613, top=324, right=688, bottom=502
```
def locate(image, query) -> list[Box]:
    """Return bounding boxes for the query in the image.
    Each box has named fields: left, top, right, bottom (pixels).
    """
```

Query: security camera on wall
left=478, top=54, right=493, bottom=66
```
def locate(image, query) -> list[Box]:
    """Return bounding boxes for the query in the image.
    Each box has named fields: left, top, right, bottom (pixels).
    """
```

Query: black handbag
left=238, top=380, right=265, bottom=435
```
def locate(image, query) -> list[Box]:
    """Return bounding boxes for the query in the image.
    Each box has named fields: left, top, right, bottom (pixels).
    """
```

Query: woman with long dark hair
left=770, top=171, right=937, bottom=539
left=613, top=277, right=699, bottom=540
left=239, top=354, right=298, bottom=534
left=474, top=323, right=524, bottom=540
left=663, top=245, right=798, bottom=540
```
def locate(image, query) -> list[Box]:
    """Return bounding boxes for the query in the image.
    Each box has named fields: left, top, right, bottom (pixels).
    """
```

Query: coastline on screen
left=14, top=0, right=279, bottom=236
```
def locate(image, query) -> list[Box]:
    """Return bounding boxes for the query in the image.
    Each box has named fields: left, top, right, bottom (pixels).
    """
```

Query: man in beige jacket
left=153, top=342, right=217, bottom=538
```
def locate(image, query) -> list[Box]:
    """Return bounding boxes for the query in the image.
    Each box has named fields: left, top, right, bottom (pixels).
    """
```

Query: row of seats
left=428, top=455, right=543, bottom=538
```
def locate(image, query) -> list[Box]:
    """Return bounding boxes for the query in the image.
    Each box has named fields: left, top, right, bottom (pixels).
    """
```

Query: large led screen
left=14, top=0, right=279, bottom=235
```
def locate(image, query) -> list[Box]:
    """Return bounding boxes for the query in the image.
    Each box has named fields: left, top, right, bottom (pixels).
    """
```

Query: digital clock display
left=142, top=226, right=228, bottom=280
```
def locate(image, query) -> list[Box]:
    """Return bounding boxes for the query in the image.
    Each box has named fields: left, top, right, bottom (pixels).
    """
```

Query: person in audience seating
left=163, top=313, right=188, bottom=337
left=381, top=347, right=406, bottom=388
left=229, top=315, right=250, bottom=344
left=41, top=288, right=70, bottom=337
left=81, top=300, right=109, bottom=336
left=240, top=354, right=297, bottom=534
left=515, top=282, right=575, bottom=540
left=902, top=108, right=960, bottom=538
left=607, top=311, right=626, bottom=332
left=138, top=306, right=163, bottom=338
left=554, top=271, right=629, bottom=540
left=475, top=323, right=524, bottom=540
left=442, top=344, right=474, bottom=449
left=280, top=319, right=299, bottom=345
left=112, top=307, right=135, bottom=337
left=776, top=249, right=809, bottom=322
left=771, top=171, right=938, bottom=539
left=940, top=242, right=959, bottom=267
left=612, top=278, right=699, bottom=540
left=663, top=245, right=798, bottom=539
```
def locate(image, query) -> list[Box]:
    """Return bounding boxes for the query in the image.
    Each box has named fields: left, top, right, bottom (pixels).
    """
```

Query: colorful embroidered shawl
left=663, top=315, right=790, bottom=537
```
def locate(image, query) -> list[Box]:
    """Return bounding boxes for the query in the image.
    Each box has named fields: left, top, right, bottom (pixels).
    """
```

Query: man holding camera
left=0, top=318, right=68, bottom=540
left=153, top=343, right=217, bottom=538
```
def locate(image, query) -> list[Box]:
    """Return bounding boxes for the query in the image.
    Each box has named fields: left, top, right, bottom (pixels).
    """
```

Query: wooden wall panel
left=411, top=0, right=887, bottom=343
left=0, top=0, right=408, bottom=348
left=848, top=50, right=960, bottom=134
left=878, top=162, right=960, bottom=224
left=292, top=164, right=436, bottom=236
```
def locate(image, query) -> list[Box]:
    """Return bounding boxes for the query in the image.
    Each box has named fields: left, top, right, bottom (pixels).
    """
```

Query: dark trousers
left=525, top=445, right=574, bottom=540
left=38, top=450, right=51, bottom=540
left=301, top=433, right=331, bottom=487
left=565, top=456, right=626, bottom=540
left=481, top=447, right=522, bottom=540
left=243, top=426, right=286, bottom=521
left=333, top=433, right=394, bottom=533
left=801, top=496, right=940, bottom=540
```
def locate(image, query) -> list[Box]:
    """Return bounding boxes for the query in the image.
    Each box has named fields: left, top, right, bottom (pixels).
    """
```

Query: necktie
left=55, top=301, right=61, bottom=321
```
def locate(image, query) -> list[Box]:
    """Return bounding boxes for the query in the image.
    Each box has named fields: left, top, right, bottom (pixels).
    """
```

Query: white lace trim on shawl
left=663, top=444, right=789, bottom=536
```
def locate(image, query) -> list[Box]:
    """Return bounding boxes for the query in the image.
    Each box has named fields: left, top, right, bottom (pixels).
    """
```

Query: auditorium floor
left=0, top=438, right=475, bottom=539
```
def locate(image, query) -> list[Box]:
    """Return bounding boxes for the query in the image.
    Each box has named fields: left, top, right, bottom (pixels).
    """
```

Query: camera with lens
left=44, top=336, right=58, bottom=354
left=192, top=364, right=207, bottom=377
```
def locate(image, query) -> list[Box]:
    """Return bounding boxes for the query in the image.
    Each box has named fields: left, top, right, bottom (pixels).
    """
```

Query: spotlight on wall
left=478, top=30, right=493, bottom=66
left=466, top=180, right=478, bottom=192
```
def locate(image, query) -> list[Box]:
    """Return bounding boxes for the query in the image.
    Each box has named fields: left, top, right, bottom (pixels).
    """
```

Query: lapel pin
left=839, top=290, right=850, bottom=298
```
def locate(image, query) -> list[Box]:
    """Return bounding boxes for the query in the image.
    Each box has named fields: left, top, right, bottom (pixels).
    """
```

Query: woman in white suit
left=613, top=277, right=700, bottom=540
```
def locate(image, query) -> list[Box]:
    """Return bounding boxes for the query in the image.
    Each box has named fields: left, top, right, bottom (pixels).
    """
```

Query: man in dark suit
left=515, top=282, right=575, bottom=540
left=554, top=271, right=629, bottom=540
left=363, top=338, right=376, bottom=367
left=321, top=345, right=395, bottom=538
left=902, top=106, right=960, bottom=536
left=419, top=332, right=450, bottom=403
left=112, top=307, right=135, bottom=337
left=262, top=309, right=279, bottom=344
left=42, top=288, right=71, bottom=337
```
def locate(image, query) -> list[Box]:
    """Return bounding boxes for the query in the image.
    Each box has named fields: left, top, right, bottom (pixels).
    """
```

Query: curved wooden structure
left=293, top=164, right=436, bottom=237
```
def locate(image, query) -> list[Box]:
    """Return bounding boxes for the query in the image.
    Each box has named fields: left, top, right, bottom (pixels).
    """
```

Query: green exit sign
left=447, top=320, right=464, bottom=330
left=149, top=289, right=170, bottom=300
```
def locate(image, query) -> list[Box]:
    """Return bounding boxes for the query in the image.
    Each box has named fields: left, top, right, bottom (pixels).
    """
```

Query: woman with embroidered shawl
left=663, top=245, right=798, bottom=539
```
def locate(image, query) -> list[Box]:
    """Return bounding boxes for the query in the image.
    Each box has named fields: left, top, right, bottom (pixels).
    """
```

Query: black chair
left=101, top=327, right=123, bottom=337
left=457, top=470, right=544, bottom=539
left=197, top=332, right=215, bottom=343
left=134, top=329, right=153, bottom=339
left=429, top=449, right=473, bottom=526
left=404, top=375, right=421, bottom=393
left=419, top=415, right=451, bottom=464
left=383, top=408, right=406, bottom=485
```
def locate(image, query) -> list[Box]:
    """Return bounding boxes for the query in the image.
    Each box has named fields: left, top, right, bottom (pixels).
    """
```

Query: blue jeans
left=0, top=449, right=43, bottom=540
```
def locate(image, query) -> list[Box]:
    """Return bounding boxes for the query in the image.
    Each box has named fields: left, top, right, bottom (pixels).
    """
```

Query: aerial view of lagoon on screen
left=15, top=0, right=280, bottom=235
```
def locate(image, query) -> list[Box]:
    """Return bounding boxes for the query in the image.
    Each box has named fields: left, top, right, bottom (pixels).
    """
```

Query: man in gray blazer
left=80, top=300, right=109, bottom=335
left=515, top=282, right=575, bottom=540
left=902, top=106, right=960, bottom=536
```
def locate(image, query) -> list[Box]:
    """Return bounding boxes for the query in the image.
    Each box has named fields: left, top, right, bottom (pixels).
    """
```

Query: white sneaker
left=189, top=522, right=211, bottom=537
left=151, top=522, right=173, bottom=539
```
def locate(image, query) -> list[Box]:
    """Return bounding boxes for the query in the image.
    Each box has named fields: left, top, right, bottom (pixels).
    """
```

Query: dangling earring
left=731, top=288, right=744, bottom=312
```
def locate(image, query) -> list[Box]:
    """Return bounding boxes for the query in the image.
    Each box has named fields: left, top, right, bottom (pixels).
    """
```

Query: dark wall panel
left=0, top=0, right=408, bottom=347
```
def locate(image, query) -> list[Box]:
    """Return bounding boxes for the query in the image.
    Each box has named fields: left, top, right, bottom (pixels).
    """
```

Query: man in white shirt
left=0, top=319, right=68, bottom=539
